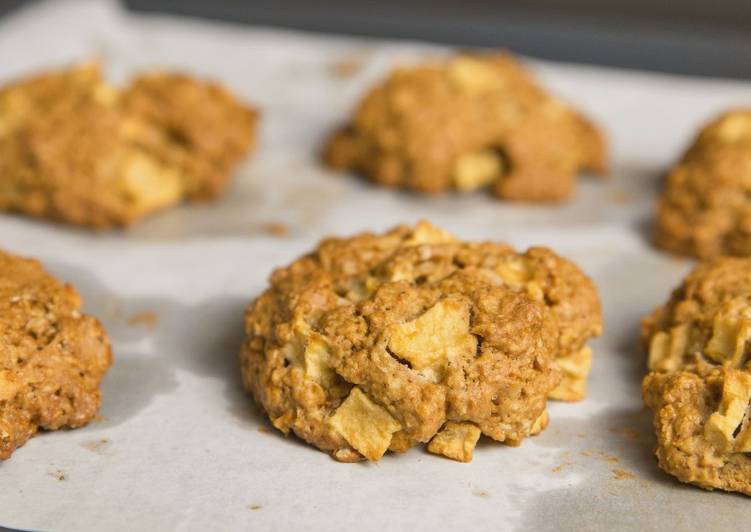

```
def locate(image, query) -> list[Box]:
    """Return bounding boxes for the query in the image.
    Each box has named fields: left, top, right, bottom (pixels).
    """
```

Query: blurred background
left=1, top=0, right=749, bottom=79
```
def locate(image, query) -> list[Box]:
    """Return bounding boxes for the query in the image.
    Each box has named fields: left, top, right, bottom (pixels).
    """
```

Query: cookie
left=0, top=62, right=258, bottom=228
left=642, top=257, right=751, bottom=495
left=642, top=368, right=751, bottom=496
left=240, top=221, right=602, bottom=462
left=324, top=52, right=607, bottom=202
left=654, top=110, right=751, bottom=258
left=0, top=250, right=112, bottom=460
left=643, top=257, right=751, bottom=375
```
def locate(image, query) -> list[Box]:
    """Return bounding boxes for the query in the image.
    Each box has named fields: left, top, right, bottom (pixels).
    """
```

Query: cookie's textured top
left=324, top=53, right=606, bottom=202
left=643, top=368, right=751, bottom=496
left=0, top=250, right=112, bottom=460
left=654, top=110, right=751, bottom=258
left=642, top=257, right=751, bottom=495
left=0, top=62, right=257, bottom=228
left=241, top=221, right=601, bottom=462
left=643, top=257, right=751, bottom=375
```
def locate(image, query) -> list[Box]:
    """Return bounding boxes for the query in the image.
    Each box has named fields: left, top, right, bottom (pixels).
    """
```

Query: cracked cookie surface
left=642, top=257, right=751, bottom=495
left=0, top=62, right=257, bottom=228
left=240, top=221, right=602, bottom=462
left=654, top=110, right=751, bottom=258
left=0, top=250, right=112, bottom=460
left=324, top=52, right=607, bottom=202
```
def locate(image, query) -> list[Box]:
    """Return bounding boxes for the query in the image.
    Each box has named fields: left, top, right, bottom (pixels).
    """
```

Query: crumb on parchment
left=127, top=311, right=158, bottom=328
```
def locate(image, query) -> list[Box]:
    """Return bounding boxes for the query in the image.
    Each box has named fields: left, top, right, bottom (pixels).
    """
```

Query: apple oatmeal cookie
left=324, top=52, right=607, bottom=202
left=642, top=257, right=751, bottom=495
left=654, top=110, right=751, bottom=258
left=0, top=61, right=258, bottom=228
left=241, top=221, right=602, bottom=462
left=0, top=250, right=112, bottom=460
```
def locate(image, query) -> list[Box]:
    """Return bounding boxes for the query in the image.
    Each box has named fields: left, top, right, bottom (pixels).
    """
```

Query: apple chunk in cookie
left=240, top=221, right=602, bottom=462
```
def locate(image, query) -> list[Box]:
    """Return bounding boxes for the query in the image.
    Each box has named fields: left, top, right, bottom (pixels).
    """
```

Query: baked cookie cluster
left=324, top=53, right=607, bottom=202
left=0, top=62, right=257, bottom=228
left=654, top=110, right=751, bottom=258
left=642, top=258, right=751, bottom=495
left=0, top=250, right=112, bottom=460
left=241, top=221, right=601, bottom=462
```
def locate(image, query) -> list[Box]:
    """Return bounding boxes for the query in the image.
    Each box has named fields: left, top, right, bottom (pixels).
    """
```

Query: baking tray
left=1, top=1, right=751, bottom=530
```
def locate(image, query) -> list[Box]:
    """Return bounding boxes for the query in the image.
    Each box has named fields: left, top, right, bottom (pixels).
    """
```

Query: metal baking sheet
left=1, top=1, right=751, bottom=530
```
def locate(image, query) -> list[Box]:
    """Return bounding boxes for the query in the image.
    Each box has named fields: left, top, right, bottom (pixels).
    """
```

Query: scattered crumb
left=249, top=505, right=262, bottom=511
left=599, top=452, right=619, bottom=464
left=257, top=426, right=269, bottom=434
left=81, top=438, right=110, bottom=454
left=552, top=461, right=575, bottom=473
left=579, top=450, right=592, bottom=457
left=330, top=57, right=365, bottom=78
left=94, top=415, right=108, bottom=423
left=576, top=433, right=585, bottom=438
left=127, top=311, right=158, bottom=328
left=51, top=470, right=66, bottom=481
left=471, top=488, right=490, bottom=498
left=612, top=468, right=635, bottom=480
left=260, top=222, right=290, bottom=238
left=609, top=427, right=641, bottom=441
left=609, top=190, right=634, bottom=205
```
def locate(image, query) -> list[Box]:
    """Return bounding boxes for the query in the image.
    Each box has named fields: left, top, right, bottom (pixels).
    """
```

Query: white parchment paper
left=1, top=1, right=751, bottom=530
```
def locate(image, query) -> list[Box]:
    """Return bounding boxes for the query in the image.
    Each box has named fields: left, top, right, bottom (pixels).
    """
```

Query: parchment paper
left=1, top=1, right=751, bottom=530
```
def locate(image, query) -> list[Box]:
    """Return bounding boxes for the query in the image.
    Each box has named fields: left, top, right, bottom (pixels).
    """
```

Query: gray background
left=1, top=0, right=751, bottom=78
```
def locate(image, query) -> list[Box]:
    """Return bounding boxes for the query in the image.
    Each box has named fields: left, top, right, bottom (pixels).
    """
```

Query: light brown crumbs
left=599, top=452, right=619, bottom=464
left=330, top=57, right=365, bottom=78
left=260, top=222, right=290, bottom=238
left=127, top=311, right=158, bottom=328
left=612, top=468, right=635, bottom=480
left=552, top=461, right=575, bottom=473
left=249, top=505, right=262, bottom=511
left=81, top=438, right=110, bottom=453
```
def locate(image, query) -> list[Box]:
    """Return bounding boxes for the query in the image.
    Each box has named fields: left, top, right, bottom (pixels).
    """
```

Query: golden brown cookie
left=0, top=250, right=112, bottom=460
left=240, top=221, right=602, bottom=462
left=0, top=62, right=258, bottom=228
left=324, top=52, right=607, bottom=202
left=654, top=110, right=751, bottom=258
left=642, top=257, right=751, bottom=375
left=642, top=257, right=751, bottom=495
left=643, top=368, right=751, bottom=496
